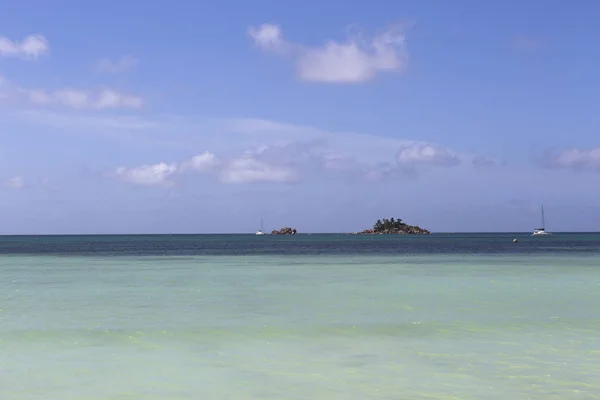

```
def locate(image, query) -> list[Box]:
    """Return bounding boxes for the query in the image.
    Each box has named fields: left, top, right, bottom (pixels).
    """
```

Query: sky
left=1, top=0, right=600, bottom=234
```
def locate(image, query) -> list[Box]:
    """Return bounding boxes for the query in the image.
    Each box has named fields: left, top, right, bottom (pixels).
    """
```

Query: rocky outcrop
left=271, top=227, right=297, bottom=235
left=357, top=217, right=430, bottom=235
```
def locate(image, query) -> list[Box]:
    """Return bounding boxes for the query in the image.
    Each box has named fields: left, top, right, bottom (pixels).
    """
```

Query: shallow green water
left=1, top=235, right=600, bottom=399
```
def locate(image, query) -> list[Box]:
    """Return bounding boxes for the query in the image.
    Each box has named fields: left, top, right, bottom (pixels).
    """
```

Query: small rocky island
left=357, top=217, right=430, bottom=235
left=271, top=227, right=297, bottom=235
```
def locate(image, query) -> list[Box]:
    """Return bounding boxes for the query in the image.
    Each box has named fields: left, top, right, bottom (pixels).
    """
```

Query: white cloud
left=179, top=151, right=220, bottom=172
left=25, top=88, right=143, bottom=110
left=5, top=176, right=25, bottom=189
left=115, top=141, right=405, bottom=187
left=0, top=34, right=49, bottom=59
left=115, top=162, right=177, bottom=186
left=247, top=24, right=289, bottom=54
left=545, top=147, right=600, bottom=170
left=248, top=23, right=408, bottom=83
left=15, top=111, right=480, bottom=185
left=219, top=156, right=297, bottom=184
left=95, top=55, right=138, bottom=73
left=2, top=77, right=144, bottom=110
left=396, top=143, right=461, bottom=167
left=1, top=67, right=143, bottom=111
left=116, top=153, right=299, bottom=186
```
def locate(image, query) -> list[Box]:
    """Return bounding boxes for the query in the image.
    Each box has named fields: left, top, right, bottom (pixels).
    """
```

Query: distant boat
left=532, top=205, right=552, bottom=236
left=255, top=217, right=266, bottom=236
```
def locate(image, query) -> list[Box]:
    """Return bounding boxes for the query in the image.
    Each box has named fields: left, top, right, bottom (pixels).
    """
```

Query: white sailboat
left=532, top=205, right=552, bottom=236
left=255, top=217, right=266, bottom=235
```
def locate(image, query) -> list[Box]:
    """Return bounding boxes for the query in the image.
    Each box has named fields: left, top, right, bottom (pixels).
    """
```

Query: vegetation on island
left=357, top=217, right=430, bottom=235
left=271, top=227, right=297, bottom=235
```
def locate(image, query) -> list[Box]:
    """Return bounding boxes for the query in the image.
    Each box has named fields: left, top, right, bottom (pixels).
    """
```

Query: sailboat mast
left=541, top=206, right=545, bottom=230
left=261, top=217, right=264, bottom=231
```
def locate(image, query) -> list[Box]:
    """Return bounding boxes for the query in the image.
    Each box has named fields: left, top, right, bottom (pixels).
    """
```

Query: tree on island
left=374, top=217, right=406, bottom=232
left=358, top=217, right=430, bottom=235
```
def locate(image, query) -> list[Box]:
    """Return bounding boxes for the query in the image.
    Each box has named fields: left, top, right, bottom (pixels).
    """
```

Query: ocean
left=1, top=233, right=599, bottom=399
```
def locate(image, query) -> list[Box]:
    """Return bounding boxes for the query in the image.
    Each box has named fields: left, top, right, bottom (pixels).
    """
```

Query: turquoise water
left=1, top=234, right=600, bottom=399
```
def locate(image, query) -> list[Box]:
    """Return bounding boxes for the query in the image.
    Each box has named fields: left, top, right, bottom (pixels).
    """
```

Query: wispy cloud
left=219, top=156, right=298, bottom=184
left=540, top=147, right=600, bottom=171
left=6, top=109, right=496, bottom=185
left=15, top=110, right=156, bottom=130
left=179, top=152, right=220, bottom=172
left=0, top=34, right=49, bottom=59
left=2, top=79, right=144, bottom=110
left=248, top=23, right=409, bottom=83
left=95, top=55, right=138, bottom=73
left=4, top=176, right=25, bottom=189
left=115, top=162, right=178, bottom=187
left=396, top=143, right=461, bottom=167
left=112, top=137, right=465, bottom=187
left=0, top=37, right=142, bottom=111
left=24, top=88, right=143, bottom=110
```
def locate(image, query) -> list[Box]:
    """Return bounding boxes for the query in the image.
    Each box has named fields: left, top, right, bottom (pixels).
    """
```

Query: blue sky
left=1, top=0, right=599, bottom=234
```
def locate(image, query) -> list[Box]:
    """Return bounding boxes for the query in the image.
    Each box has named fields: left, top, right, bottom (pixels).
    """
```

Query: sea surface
left=1, top=233, right=600, bottom=399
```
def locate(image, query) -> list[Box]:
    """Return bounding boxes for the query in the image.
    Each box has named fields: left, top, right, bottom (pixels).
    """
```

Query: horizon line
left=0, top=231, right=599, bottom=236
